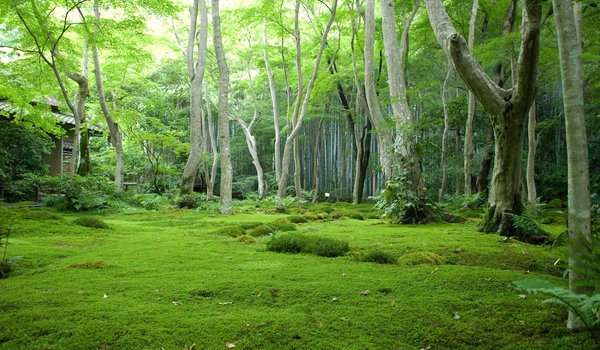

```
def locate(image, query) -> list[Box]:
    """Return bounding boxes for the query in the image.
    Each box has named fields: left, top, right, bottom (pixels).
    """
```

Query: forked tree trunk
left=425, top=0, right=541, bottom=236
left=92, top=1, right=124, bottom=190
left=211, top=0, right=232, bottom=214
left=380, top=0, right=421, bottom=189
left=552, top=0, right=592, bottom=330
left=277, top=0, right=337, bottom=198
left=180, top=0, right=208, bottom=194
left=263, top=19, right=282, bottom=184
left=364, top=0, right=394, bottom=180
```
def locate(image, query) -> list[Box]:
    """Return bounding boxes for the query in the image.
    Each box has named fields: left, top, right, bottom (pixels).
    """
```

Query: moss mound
left=287, top=215, right=308, bottom=224
left=234, top=234, right=257, bottom=244
left=69, top=260, right=107, bottom=269
left=269, top=221, right=297, bottom=232
left=73, top=217, right=110, bottom=229
left=397, top=252, right=445, bottom=266
left=362, top=250, right=397, bottom=264
left=250, top=224, right=274, bottom=237
left=216, top=226, right=246, bottom=237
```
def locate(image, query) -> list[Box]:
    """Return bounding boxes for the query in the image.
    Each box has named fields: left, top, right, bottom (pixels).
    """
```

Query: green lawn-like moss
left=0, top=205, right=593, bottom=349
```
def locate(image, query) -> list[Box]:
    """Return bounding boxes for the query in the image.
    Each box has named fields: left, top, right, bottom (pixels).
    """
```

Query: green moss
left=287, top=215, right=308, bottom=223
left=349, top=212, right=364, bottom=220
left=216, top=226, right=246, bottom=237
left=234, top=234, right=257, bottom=244
left=362, top=250, right=396, bottom=264
left=269, top=221, right=297, bottom=232
left=72, top=217, right=110, bottom=229
left=397, top=252, right=446, bottom=266
left=250, top=224, right=274, bottom=237
left=69, top=260, right=107, bottom=269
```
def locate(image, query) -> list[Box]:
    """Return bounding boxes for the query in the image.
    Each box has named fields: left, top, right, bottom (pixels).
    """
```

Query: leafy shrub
left=250, top=224, right=274, bottom=237
left=505, top=213, right=551, bottom=244
left=397, top=252, right=445, bottom=266
left=305, top=237, right=350, bottom=257
left=362, top=250, right=397, bottom=264
left=234, top=234, right=257, bottom=244
left=266, top=234, right=307, bottom=253
left=72, top=217, right=110, bottom=229
left=269, top=221, right=297, bottom=232
left=216, top=226, right=246, bottom=237
left=350, top=212, right=364, bottom=220
left=131, top=193, right=170, bottom=211
left=275, top=195, right=296, bottom=213
left=175, top=193, right=205, bottom=209
left=287, top=215, right=308, bottom=223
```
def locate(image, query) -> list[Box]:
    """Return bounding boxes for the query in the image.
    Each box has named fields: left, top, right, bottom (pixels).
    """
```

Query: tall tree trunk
left=293, top=138, right=302, bottom=199
left=552, top=0, right=592, bottom=330
left=211, top=0, right=232, bottom=214
left=526, top=100, right=537, bottom=209
left=205, top=83, right=218, bottom=200
left=425, top=0, right=541, bottom=235
left=92, top=1, right=124, bottom=190
left=439, top=61, right=452, bottom=202
left=77, top=36, right=91, bottom=176
left=67, top=72, right=88, bottom=176
left=180, top=0, right=209, bottom=194
left=264, top=19, right=282, bottom=184
left=381, top=0, right=421, bottom=189
left=312, top=120, right=324, bottom=203
left=277, top=0, right=337, bottom=198
left=463, top=0, right=479, bottom=196
left=476, top=123, right=494, bottom=193
left=364, top=0, right=395, bottom=181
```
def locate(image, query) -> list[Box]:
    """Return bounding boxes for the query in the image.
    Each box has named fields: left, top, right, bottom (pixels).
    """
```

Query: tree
left=179, top=0, right=209, bottom=195
left=463, top=0, right=478, bottom=196
left=211, top=0, right=232, bottom=214
left=551, top=0, right=592, bottom=330
left=425, top=0, right=541, bottom=236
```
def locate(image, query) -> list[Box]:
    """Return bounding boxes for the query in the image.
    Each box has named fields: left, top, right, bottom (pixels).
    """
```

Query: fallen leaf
left=103, top=294, right=108, bottom=299
left=360, top=290, right=370, bottom=296
left=331, top=297, right=338, bottom=302
left=518, top=294, right=527, bottom=299
left=218, top=302, right=233, bottom=305
left=452, top=312, right=460, bottom=320
left=225, top=342, right=236, bottom=348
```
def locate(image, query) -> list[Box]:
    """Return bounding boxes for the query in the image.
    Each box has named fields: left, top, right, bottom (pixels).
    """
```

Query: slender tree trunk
left=264, top=19, right=282, bottom=184
left=277, top=0, right=337, bottom=198
left=463, top=0, right=479, bottom=196
left=77, top=37, right=91, bottom=176
left=205, top=83, right=218, bottom=200
left=365, top=0, right=394, bottom=181
left=92, top=1, right=124, bottom=190
left=211, top=0, right=232, bottom=214
left=439, top=62, right=452, bottom=202
left=526, top=100, right=537, bottom=209
left=455, top=127, right=462, bottom=195
left=312, top=120, right=324, bottom=203
left=294, top=138, right=302, bottom=199
left=181, top=0, right=209, bottom=194
left=552, top=0, right=592, bottom=330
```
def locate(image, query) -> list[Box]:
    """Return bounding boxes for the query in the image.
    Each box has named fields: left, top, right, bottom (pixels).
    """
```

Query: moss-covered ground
left=0, top=203, right=594, bottom=349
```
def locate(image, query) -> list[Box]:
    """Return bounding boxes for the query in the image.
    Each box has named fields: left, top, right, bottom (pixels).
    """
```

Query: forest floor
left=0, top=202, right=596, bottom=349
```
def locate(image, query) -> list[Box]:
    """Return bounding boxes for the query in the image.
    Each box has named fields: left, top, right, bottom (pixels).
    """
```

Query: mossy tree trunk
left=425, top=0, right=541, bottom=235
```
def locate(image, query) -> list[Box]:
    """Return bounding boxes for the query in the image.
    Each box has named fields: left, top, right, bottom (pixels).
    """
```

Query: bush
left=234, top=234, right=257, bottom=244
left=216, top=226, right=246, bottom=237
left=505, top=213, right=551, bottom=244
left=349, top=212, right=365, bottom=220
left=73, top=217, right=110, bottom=229
left=287, top=215, right=308, bottom=223
left=266, top=234, right=307, bottom=253
left=305, top=237, right=350, bottom=257
left=250, top=224, right=274, bottom=237
left=362, top=250, right=397, bottom=264
left=397, top=252, right=445, bottom=266
left=175, top=193, right=205, bottom=209
left=269, top=221, right=297, bottom=232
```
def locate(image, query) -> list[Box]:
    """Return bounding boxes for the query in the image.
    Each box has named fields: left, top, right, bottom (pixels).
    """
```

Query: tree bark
left=92, top=1, right=124, bottom=190
left=380, top=0, right=421, bottom=188
left=263, top=19, right=282, bottom=184
left=364, top=0, right=395, bottom=181
left=180, top=0, right=209, bottom=194
left=425, top=0, right=541, bottom=235
left=463, top=0, right=478, bottom=196
left=211, top=0, right=232, bottom=214
left=205, top=83, right=218, bottom=200
left=439, top=61, right=452, bottom=202
left=526, top=100, right=537, bottom=209
left=277, top=0, right=337, bottom=198
left=552, top=0, right=592, bottom=330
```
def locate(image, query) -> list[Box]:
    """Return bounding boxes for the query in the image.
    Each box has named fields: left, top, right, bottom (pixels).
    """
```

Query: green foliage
left=513, top=278, right=600, bottom=346
left=268, top=221, right=297, bottom=232
left=361, top=250, right=397, bottom=265
left=234, top=234, right=257, bottom=244
left=304, top=237, right=350, bottom=258
left=505, top=213, right=550, bottom=243
left=249, top=224, right=274, bottom=237
left=216, top=226, right=246, bottom=237
left=397, top=252, right=446, bottom=266
left=287, top=215, right=308, bottom=223
left=376, top=170, right=436, bottom=224
left=266, top=234, right=307, bottom=254
left=349, top=212, right=365, bottom=220
left=72, top=217, right=110, bottom=230
left=175, top=193, right=205, bottom=209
